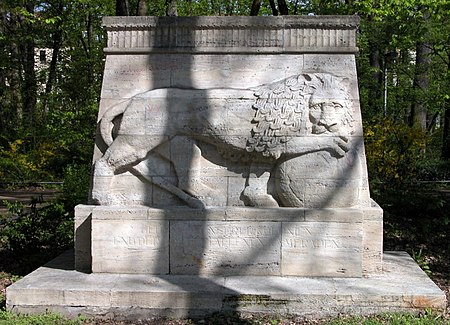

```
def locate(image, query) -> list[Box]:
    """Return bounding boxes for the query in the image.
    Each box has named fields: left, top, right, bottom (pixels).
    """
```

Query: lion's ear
left=338, top=77, right=351, bottom=90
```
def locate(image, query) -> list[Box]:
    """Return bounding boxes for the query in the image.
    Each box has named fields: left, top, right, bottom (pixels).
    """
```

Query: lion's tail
left=99, top=99, right=130, bottom=146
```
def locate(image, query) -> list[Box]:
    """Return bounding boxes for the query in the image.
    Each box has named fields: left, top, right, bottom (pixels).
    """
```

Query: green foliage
left=323, top=311, right=448, bottom=324
left=0, top=139, right=57, bottom=183
left=411, top=248, right=432, bottom=275
left=0, top=310, right=447, bottom=325
left=416, top=158, right=450, bottom=181
left=364, top=117, right=450, bottom=242
left=364, top=118, right=428, bottom=188
left=0, top=311, right=85, bottom=325
left=61, top=163, right=91, bottom=210
left=0, top=0, right=110, bottom=184
left=0, top=201, right=73, bottom=255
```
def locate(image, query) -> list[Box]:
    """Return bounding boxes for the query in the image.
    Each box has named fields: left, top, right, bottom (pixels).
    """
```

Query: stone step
left=6, top=250, right=446, bottom=320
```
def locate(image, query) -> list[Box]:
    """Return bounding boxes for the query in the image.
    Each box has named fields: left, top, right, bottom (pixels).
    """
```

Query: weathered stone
left=170, top=221, right=281, bottom=276
left=83, top=206, right=383, bottom=276
left=6, top=251, right=447, bottom=319
left=82, top=15, right=381, bottom=278
left=92, top=218, right=169, bottom=274
left=74, top=205, right=93, bottom=272
left=90, top=16, right=369, bottom=210
left=282, top=221, right=362, bottom=277
left=362, top=201, right=384, bottom=274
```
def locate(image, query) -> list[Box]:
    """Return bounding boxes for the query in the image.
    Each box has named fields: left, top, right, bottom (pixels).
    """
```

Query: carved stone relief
left=78, top=16, right=383, bottom=278
left=91, top=73, right=364, bottom=208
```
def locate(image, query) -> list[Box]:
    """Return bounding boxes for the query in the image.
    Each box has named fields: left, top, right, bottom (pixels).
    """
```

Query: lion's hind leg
left=160, top=136, right=222, bottom=206
left=131, top=163, right=205, bottom=209
left=91, top=135, right=165, bottom=205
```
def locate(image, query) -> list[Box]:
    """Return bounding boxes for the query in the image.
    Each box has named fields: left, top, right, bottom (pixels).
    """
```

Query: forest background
left=0, top=0, right=449, bottom=316
left=1, top=0, right=450, bottom=190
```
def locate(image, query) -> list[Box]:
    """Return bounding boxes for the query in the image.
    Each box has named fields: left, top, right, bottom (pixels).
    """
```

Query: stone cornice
left=103, top=16, right=359, bottom=54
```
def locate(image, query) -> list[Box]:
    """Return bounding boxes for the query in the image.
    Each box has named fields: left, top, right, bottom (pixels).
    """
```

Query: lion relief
left=91, top=73, right=356, bottom=208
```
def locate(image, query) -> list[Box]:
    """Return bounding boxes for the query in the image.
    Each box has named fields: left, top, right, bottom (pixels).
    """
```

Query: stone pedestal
left=75, top=202, right=382, bottom=277
left=6, top=250, right=446, bottom=319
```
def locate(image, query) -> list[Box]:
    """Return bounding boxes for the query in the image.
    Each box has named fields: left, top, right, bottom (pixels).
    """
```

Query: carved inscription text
left=113, top=224, right=163, bottom=249
left=173, top=221, right=281, bottom=252
left=283, top=222, right=361, bottom=252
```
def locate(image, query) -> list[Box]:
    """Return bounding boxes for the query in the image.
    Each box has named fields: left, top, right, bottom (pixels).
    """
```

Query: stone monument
left=77, top=15, right=382, bottom=278
left=7, top=16, right=446, bottom=319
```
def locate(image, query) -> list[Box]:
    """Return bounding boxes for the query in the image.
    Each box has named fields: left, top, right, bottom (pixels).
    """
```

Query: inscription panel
left=282, top=221, right=362, bottom=277
left=92, top=219, right=169, bottom=274
left=170, top=221, right=281, bottom=276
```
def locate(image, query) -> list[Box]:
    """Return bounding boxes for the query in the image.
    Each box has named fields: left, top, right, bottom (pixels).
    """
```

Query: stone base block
left=6, top=251, right=446, bottom=319
left=75, top=202, right=383, bottom=277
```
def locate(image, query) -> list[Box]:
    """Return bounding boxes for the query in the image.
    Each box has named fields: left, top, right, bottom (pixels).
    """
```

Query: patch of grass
left=0, top=310, right=86, bottom=325
left=0, top=308, right=447, bottom=324
left=324, top=312, right=448, bottom=325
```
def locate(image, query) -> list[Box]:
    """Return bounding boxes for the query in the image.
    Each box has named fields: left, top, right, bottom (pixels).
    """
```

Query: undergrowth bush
left=0, top=162, right=90, bottom=274
left=364, top=117, right=450, bottom=241
left=0, top=201, right=73, bottom=255
left=0, top=139, right=58, bottom=183
left=416, top=158, right=450, bottom=181
left=61, top=163, right=91, bottom=210
left=364, top=117, right=428, bottom=191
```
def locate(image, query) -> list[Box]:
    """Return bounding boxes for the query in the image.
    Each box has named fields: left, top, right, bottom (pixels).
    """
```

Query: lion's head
left=307, top=74, right=354, bottom=136
left=246, top=73, right=354, bottom=158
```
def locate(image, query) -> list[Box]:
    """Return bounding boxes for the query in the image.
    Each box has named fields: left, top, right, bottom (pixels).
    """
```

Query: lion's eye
left=331, top=102, right=344, bottom=110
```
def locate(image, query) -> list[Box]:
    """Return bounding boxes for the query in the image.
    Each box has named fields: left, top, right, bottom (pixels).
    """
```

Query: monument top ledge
left=102, top=15, right=360, bottom=54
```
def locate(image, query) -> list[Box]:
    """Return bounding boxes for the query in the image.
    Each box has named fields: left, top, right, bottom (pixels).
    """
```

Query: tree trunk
left=365, top=17, right=384, bottom=114
left=116, top=0, right=129, bottom=16
left=409, top=10, right=431, bottom=131
left=86, top=11, right=93, bottom=84
left=368, top=43, right=383, bottom=113
left=6, top=23, right=23, bottom=125
left=268, top=0, right=278, bottom=16
left=137, top=0, right=148, bottom=16
left=277, top=0, right=289, bottom=15
left=0, top=6, right=10, bottom=131
left=22, top=2, right=37, bottom=130
left=442, top=55, right=450, bottom=159
left=410, top=41, right=431, bottom=131
left=250, top=0, right=261, bottom=16
left=443, top=104, right=450, bottom=160
left=44, top=28, right=63, bottom=106
left=166, top=0, right=178, bottom=16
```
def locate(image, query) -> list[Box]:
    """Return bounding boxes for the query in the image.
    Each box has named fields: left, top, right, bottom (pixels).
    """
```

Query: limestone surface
left=90, top=16, right=369, bottom=210
left=76, top=204, right=382, bottom=277
left=6, top=251, right=446, bottom=319
left=78, top=15, right=382, bottom=278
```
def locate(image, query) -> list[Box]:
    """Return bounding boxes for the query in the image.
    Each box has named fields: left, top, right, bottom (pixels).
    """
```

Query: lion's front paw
left=241, top=187, right=279, bottom=207
left=332, top=135, right=350, bottom=157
